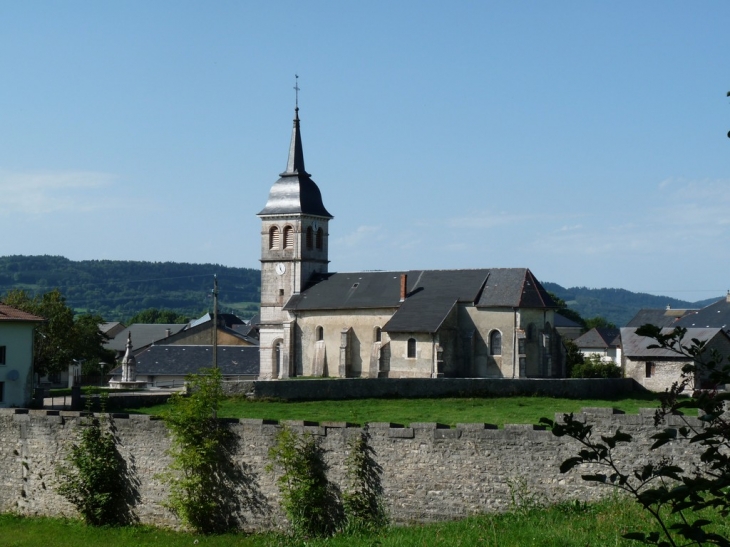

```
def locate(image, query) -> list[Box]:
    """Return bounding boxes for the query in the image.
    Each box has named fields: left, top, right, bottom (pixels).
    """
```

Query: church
left=257, top=106, right=563, bottom=380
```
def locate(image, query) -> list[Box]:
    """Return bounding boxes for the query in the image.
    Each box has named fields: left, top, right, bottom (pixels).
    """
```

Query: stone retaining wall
left=0, top=405, right=702, bottom=531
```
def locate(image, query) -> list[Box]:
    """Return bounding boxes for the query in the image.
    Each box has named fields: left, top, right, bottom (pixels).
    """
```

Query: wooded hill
left=543, top=282, right=718, bottom=327
left=0, top=255, right=259, bottom=322
left=0, top=255, right=720, bottom=326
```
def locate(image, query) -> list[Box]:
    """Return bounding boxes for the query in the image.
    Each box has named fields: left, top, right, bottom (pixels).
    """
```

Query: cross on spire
left=294, top=74, right=300, bottom=109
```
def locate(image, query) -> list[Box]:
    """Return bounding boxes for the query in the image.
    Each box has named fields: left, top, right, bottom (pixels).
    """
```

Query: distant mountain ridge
left=0, top=255, right=260, bottom=322
left=0, top=255, right=720, bottom=326
left=543, top=282, right=720, bottom=327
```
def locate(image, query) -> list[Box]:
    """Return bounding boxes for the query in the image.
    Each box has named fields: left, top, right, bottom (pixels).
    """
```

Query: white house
left=0, top=303, right=44, bottom=408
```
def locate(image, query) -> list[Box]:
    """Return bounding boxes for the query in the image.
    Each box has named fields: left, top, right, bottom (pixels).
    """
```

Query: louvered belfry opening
left=283, top=226, right=294, bottom=249
left=316, top=228, right=323, bottom=249
left=269, top=226, right=280, bottom=249
left=306, top=226, right=314, bottom=249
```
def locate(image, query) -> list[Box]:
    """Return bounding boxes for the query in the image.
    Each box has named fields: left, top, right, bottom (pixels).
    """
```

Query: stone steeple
left=257, top=101, right=333, bottom=380
left=258, top=107, right=333, bottom=219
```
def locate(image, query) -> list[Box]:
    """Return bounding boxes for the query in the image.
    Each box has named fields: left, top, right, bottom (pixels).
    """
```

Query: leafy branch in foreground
left=541, top=325, right=730, bottom=547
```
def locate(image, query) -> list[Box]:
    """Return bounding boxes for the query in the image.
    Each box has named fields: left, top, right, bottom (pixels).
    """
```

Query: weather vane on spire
left=294, top=74, right=300, bottom=109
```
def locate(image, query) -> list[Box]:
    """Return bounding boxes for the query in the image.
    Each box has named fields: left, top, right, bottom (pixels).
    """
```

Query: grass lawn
left=127, top=393, right=664, bottom=427
left=2, top=497, right=728, bottom=547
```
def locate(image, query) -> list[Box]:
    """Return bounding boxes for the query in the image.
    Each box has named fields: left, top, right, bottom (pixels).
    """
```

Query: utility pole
left=213, top=274, right=218, bottom=369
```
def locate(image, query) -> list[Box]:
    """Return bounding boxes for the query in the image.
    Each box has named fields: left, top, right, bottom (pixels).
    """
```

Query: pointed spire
left=283, top=106, right=308, bottom=175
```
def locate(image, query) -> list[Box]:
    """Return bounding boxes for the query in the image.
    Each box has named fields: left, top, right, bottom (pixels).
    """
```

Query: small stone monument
left=110, top=333, right=147, bottom=389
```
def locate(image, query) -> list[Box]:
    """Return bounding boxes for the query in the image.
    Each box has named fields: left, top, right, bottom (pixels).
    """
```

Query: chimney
left=666, top=305, right=671, bottom=310
left=726, top=290, right=730, bottom=303
left=165, top=328, right=171, bottom=337
left=400, top=274, right=407, bottom=302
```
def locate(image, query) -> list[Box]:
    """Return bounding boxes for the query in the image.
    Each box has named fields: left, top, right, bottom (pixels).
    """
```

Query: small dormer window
left=269, top=226, right=280, bottom=249
left=283, top=226, right=294, bottom=249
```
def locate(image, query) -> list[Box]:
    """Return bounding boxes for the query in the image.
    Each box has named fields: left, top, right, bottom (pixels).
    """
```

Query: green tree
left=3, top=288, right=114, bottom=377
left=563, top=339, right=585, bottom=377
left=548, top=291, right=587, bottom=328
left=542, top=326, right=730, bottom=546
left=127, top=308, right=188, bottom=324
left=584, top=316, right=617, bottom=329
left=569, top=353, right=621, bottom=378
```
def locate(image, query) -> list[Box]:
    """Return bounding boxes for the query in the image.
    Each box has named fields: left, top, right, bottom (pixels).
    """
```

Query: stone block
left=388, top=428, right=415, bottom=439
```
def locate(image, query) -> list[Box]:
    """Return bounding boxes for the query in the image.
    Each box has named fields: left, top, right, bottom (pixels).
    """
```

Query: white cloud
left=334, top=225, right=385, bottom=248
left=530, top=178, right=730, bottom=258
left=0, top=170, right=117, bottom=215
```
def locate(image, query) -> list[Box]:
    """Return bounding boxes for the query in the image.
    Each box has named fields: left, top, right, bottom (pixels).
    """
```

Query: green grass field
left=2, top=496, right=728, bottom=547
left=129, top=393, right=665, bottom=427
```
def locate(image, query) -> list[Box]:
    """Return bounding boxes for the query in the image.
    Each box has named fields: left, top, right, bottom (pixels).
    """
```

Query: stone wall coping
left=456, top=423, right=498, bottom=430
left=409, top=422, right=450, bottom=429
left=581, top=407, right=623, bottom=416
left=504, top=424, right=547, bottom=431
left=0, top=406, right=709, bottom=433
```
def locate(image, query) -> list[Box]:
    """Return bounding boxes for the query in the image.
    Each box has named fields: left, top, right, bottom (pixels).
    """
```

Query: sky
left=0, top=2, right=728, bottom=303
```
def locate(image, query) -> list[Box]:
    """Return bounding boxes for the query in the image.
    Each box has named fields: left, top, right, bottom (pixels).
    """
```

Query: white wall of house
left=0, top=322, right=35, bottom=408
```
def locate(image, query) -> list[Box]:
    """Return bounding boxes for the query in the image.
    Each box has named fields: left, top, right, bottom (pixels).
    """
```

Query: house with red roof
left=0, top=303, right=44, bottom=407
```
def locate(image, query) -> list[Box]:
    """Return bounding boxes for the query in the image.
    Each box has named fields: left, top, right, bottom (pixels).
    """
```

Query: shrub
left=570, top=354, right=621, bottom=378
left=342, top=429, right=387, bottom=531
left=56, top=396, right=126, bottom=525
left=267, top=426, right=342, bottom=538
left=161, top=368, right=234, bottom=533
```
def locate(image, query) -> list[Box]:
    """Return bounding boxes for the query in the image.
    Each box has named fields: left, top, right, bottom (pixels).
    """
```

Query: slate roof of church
left=0, top=303, right=44, bottom=322
left=285, top=268, right=556, bottom=334
left=621, top=327, right=729, bottom=358
left=554, top=313, right=582, bottom=328
left=258, top=107, right=332, bottom=219
left=625, top=308, right=697, bottom=328
left=574, top=327, right=621, bottom=349
left=675, top=297, right=730, bottom=332
left=110, top=345, right=259, bottom=377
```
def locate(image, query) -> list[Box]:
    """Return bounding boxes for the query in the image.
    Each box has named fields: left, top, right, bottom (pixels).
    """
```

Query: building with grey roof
left=621, top=326, right=730, bottom=392
left=573, top=327, right=621, bottom=364
left=257, top=105, right=563, bottom=380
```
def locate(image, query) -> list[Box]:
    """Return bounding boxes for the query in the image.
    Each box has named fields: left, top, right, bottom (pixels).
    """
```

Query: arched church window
left=490, top=331, right=502, bottom=356
left=306, top=227, right=313, bottom=249
left=269, top=226, right=280, bottom=249
left=316, top=326, right=324, bottom=341
left=283, top=226, right=294, bottom=249
left=316, top=228, right=323, bottom=249
left=407, top=337, right=416, bottom=358
left=374, top=327, right=382, bottom=343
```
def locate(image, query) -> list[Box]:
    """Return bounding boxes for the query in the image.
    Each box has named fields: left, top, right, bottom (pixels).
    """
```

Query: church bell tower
left=257, top=103, right=333, bottom=379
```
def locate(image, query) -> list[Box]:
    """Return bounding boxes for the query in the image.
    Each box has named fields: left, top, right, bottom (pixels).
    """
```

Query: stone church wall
left=0, top=405, right=704, bottom=531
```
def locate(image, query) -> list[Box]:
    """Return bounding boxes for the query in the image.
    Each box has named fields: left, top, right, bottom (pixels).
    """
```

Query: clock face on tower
left=275, top=263, right=286, bottom=275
